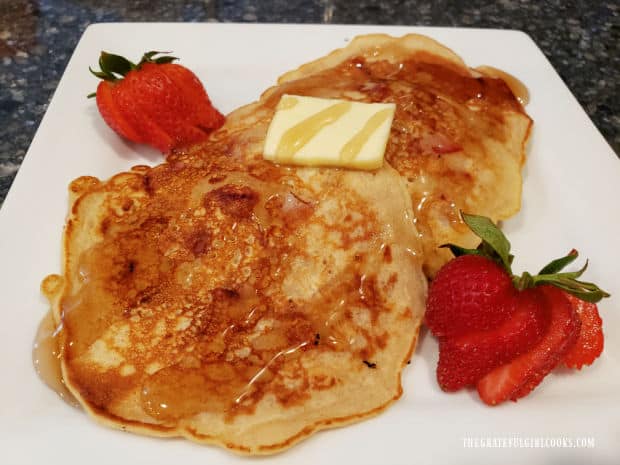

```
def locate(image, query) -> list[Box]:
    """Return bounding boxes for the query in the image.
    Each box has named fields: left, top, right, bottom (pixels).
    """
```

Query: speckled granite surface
left=0, top=0, right=618, bottom=205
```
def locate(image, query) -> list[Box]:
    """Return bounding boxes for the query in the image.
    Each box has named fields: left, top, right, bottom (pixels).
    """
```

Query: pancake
left=41, top=33, right=531, bottom=454
left=237, top=33, right=532, bottom=276
left=43, top=154, right=426, bottom=453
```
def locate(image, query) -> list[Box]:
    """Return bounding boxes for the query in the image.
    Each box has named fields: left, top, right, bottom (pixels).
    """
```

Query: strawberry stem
left=88, top=51, right=178, bottom=86
left=89, top=52, right=137, bottom=82
left=526, top=260, right=610, bottom=303
left=538, top=249, right=578, bottom=274
left=442, top=212, right=610, bottom=303
left=513, top=271, right=534, bottom=292
left=139, top=51, right=178, bottom=66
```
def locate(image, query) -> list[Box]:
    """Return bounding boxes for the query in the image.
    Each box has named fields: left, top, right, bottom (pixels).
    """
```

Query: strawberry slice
left=113, top=78, right=174, bottom=153
left=95, top=81, right=143, bottom=143
left=437, top=289, right=549, bottom=391
left=159, top=61, right=225, bottom=131
left=476, top=285, right=581, bottom=405
left=563, top=293, right=604, bottom=369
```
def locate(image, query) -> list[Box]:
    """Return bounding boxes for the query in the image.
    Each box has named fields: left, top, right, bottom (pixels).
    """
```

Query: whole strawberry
left=90, top=51, right=225, bottom=153
left=426, top=213, right=609, bottom=405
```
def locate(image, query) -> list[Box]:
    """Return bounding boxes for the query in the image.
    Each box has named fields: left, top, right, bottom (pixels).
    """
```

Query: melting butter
left=263, top=95, right=395, bottom=170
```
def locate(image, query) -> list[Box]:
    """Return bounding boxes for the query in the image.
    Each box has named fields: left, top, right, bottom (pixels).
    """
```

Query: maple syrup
left=476, top=65, right=530, bottom=106
left=32, top=311, right=79, bottom=408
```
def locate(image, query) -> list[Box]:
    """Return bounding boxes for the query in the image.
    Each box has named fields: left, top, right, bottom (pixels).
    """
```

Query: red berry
left=563, top=294, right=604, bottom=369
left=426, top=213, right=609, bottom=405
left=92, top=52, right=224, bottom=153
left=425, top=255, right=516, bottom=337
left=437, top=289, right=550, bottom=391
left=476, top=285, right=581, bottom=405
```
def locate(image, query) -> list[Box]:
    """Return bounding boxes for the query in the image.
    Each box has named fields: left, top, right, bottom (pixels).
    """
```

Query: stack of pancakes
left=42, top=34, right=531, bottom=454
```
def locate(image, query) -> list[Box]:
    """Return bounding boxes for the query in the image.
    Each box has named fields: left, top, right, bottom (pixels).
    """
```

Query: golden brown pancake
left=44, top=155, right=426, bottom=453
left=249, top=33, right=532, bottom=276
left=41, top=33, right=531, bottom=454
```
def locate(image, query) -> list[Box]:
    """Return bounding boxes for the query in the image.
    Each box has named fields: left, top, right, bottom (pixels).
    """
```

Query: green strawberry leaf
left=541, top=279, right=609, bottom=303
left=99, top=51, right=136, bottom=77
left=530, top=261, right=610, bottom=303
left=89, top=50, right=178, bottom=84
left=439, top=243, right=481, bottom=257
left=139, top=51, right=178, bottom=66
left=512, top=259, right=610, bottom=303
left=538, top=249, right=578, bottom=274
left=88, top=66, right=115, bottom=81
left=462, top=213, right=512, bottom=273
left=142, top=51, right=162, bottom=60
left=445, top=212, right=610, bottom=304
left=88, top=50, right=179, bottom=97
left=153, top=56, right=178, bottom=64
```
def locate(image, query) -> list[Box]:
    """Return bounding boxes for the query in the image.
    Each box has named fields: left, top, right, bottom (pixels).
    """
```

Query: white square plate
left=1, top=24, right=619, bottom=465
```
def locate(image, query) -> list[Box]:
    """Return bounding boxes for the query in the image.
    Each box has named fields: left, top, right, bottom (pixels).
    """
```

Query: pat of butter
left=263, top=95, right=395, bottom=170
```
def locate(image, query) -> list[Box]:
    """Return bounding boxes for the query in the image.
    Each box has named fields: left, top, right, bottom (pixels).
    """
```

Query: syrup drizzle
left=275, top=101, right=352, bottom=161
left=475, top=65, right=530, bottom=106
left=340, top=108, right=393, bottom=161
left=277, top=95, right=299, bottom=110
left=32, top=311, right=79, bottom=408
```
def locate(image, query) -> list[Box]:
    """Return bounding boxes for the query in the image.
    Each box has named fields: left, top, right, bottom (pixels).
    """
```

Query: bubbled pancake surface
left=46, top=155, right=425, bottom=454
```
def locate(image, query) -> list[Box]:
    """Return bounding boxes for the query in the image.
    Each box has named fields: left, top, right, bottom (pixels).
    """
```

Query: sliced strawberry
left=477, top=285, right=581, bottom=405
left=112, top=73, right=175, bottom=152
left=437, top=290, right=550, bottom=391
left=158, top=62, right=225, bottom=130
left=135, top=114, right=175, bottom=153
left=563, top=293, right=604, bottom=369
left=95, top=81, right=142, bottom=143
left=90, top=51, right=225, bottom=153
left=127, top=65, right=221, bottom=150
left=426, top=255, right=516, bottom=338
left=168, top=122, right=212, bottom=151
left=425, top=214, right=609, bottom=405
left=195, top=105, right=225, bottom=132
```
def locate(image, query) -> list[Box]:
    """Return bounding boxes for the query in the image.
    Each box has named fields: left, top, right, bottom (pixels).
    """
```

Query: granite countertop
left=0, top=0, right=618, bottom=205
